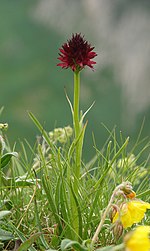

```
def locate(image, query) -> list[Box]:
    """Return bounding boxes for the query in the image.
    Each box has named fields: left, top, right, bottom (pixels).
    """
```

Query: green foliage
left=22, top=113, right=149, bottom=249
left=0, top=152, right=18, bottom=169
left=15, top=232, right=41, bottom=251
left=0, top=210, right=11, bottom=220
left=0, top=111, right=149, bottom=250
left=0, top=20, right=150, bottom=246
left=11, top=225, right=37, bottom=251
left=0, top=209, right=13, bottom=249
left=61, top=239, right=88, bottom=251
left=0, top=228, right=13, bottom=241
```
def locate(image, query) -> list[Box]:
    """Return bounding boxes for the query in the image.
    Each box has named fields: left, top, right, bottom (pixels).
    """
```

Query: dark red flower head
left=57, top=33, right=97, bottom=72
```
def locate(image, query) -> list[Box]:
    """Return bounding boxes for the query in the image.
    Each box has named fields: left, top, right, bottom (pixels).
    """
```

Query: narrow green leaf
left=61, top=239, right=88, bottom=251
left=2, top=175, right=36, bottom=188
left=34, top=197, right=49, bottom=249
left=136, top=189, right=150, bottom=198
left=46, top=249, right=57, bottom=251
left=1, top=152, right=18, bottom=169
left=28, top=112, right=54, bottom=151
left=96, top=246, right=114, bottom=251
left=0, top=228, right=13, bottom=241
left=0, top=242, right=4, bottom=249
left=96, top=243, right=124, bottom=251
left=42, top=175, right=63, bottom=234
left=59, top=179, right=73, bottom=239
left=15, top=176, right=37, bottom=186
left=55, top=175, right=61, bottom=210
left=17, top=233, right=41, bottom=251
left=10, top=225, right=37, bottom=251
left=0, top=210, right=11, bottom=219
left=65, top=90, right=73, bottom=116
left=68, top=121, right=87, bottom=164
left=70, top=182, right=83, bottom=240
left=80, top=101, right=95, bottom=126
left=0, top=107, right=4, bottom=116
left=110, top=137, right=129, bottom=166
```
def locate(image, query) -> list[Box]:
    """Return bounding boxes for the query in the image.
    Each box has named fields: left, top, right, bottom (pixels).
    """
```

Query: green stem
left=73, top=71, right=81, bottom=181
left=74, top=71, right=80, bottom=138
left=71, top=70, right=81, bottom=239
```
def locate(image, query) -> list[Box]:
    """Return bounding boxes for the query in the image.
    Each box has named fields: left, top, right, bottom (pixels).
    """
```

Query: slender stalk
left=73, top=71, right=80, bottom=138
left=70, top=71, right=81, bottom=238
left=73, top=71, right=81, bottom=181
left=92, top=183, right=125, bottom=244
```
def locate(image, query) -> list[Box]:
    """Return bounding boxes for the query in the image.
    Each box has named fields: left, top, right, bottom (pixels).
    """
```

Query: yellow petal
left=112, top=200, right=150, bottom=229
left=128, top=201, right=148, bottom=224
left=125, top=226, right=150, bottom=251
left=112, top=203, right=133, bottom=228
left=129, top=200, right=150, bottom=210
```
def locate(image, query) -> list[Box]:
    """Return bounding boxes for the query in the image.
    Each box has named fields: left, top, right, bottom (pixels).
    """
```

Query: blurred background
left=1, top=0, right=150, bottom=161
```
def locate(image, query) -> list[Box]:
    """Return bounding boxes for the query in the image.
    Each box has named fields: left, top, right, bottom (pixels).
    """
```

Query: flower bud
left=113, top=221, right=123, bottom=240
left=0, top=123, right=8, bottom=130
left=49, top=126, right=73, bottom=144
left=64, top=126, right=73, bottom=137
left=125, top=190, right=136, bottom=199
left=121, top=181, right=136, bottom=199
left=109, top=206, right=118, bottom=222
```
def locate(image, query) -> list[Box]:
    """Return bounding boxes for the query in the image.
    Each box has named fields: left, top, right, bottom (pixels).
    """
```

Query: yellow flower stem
left=91, top=183, right=126, bottom=244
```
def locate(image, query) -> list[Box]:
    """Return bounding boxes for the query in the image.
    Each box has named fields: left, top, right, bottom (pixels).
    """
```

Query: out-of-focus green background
left=1, top=0, right=150, bottom=160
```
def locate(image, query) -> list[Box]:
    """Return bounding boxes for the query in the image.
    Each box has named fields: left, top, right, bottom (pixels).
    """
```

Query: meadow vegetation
left=0, top=34, right=149, bottom=251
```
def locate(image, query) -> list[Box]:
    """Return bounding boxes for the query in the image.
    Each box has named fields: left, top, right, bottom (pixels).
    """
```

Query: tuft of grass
left=0, top=109, right=149, bottom=250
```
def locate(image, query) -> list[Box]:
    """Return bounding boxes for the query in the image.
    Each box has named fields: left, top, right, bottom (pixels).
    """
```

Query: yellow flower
left=113, top=200, right=150, bottom=228
left=124, top=226, right=150, bottom=251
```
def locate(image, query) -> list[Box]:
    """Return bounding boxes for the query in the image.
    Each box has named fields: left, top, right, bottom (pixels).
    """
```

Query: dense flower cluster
left=57, top=33, right=97, bottom=72
left=124, top=226, right=150, bottom=251
left=112, top=200, right=150, bottom=228
left=49, top=126, right=73, bottom=143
